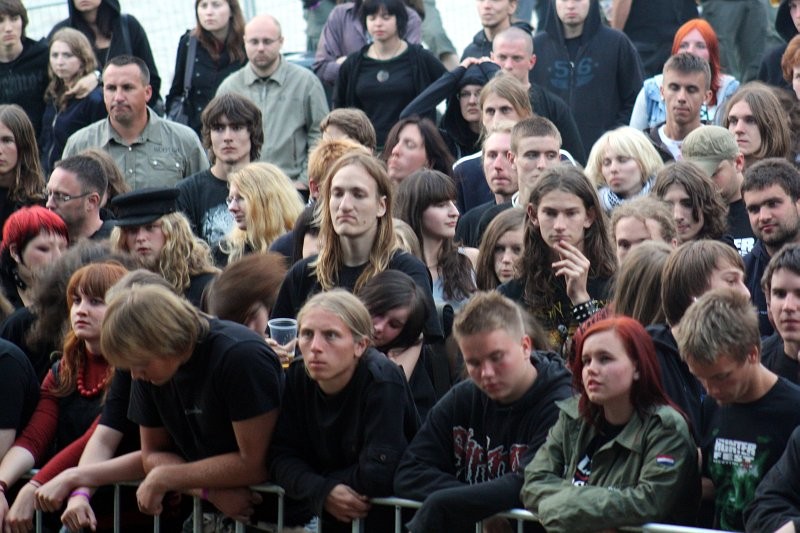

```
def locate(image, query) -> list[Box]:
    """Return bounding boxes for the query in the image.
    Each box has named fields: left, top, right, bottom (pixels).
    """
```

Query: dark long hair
left=358, top=270, right=429, bottom=351
left=192, top=0, right=246, bottom=62
left=381, top=117, right=455, bottom=177
left=521, top=165, right=616, bottom=309
left=394, top=169, right=476, bottom=301
left=572, top=316, right=686, bottom=426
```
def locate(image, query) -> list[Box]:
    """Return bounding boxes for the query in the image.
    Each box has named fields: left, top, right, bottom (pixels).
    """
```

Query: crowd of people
left=1, top=0, right=800, bottom=531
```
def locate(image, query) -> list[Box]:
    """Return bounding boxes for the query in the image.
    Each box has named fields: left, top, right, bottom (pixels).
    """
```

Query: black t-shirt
left=128, top=319, right=284, bottom=461
left=0, top=338, right=39, bottom=432
left=354, top=53, right=415, bottom=147
left=761, top=333, right=800, bottom=385
left=176, top=169, right=233, bottom=252
left=572, top=422, right=625, bottom=486
left=728, top=199, right=756, bottom=257
left=272, top=250, right=443, bottom=341
left=99, top=370, right=141, bottom=454
left=701, top=377, right=800, bottom=531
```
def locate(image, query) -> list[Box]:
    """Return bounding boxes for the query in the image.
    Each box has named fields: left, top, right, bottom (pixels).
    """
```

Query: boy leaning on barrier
left=100, top=283, right=284, bottom=527
left=393, top=291, right=572, bottom=532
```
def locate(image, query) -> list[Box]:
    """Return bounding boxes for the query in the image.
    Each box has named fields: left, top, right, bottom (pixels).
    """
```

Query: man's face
left=510, top=135, right=560, bottom=199
left=686, top=353, right=756, bottom=405
left=328, top=163, right=387, bottom=240
left=727, top=101, right=762, bottom=157
left=556, top=0, right=590, bottom=29
left=476, top=0, right=517, bottom=31
left=660, top=69, right=710, bottom=128
left=531, top=189, right=594, bottom=252
left=662, top=184, right=704, bottom=243
left=0, top=13, right=23, bottom=50
left=482, top=132, right=517, bottom=198
left=102, top=64, right=152, bottom=127
left=46, top=167, right=91, bottom=234
left=743, top=184, right=800, bottom=251
left=769, top=268, right=800, bottom=352
left=491, top=36, right=535, bottom=85
left=210, top=116, right=252, bottom=167
left=244, top=17, right=283, bottom=75
left=614, top=216, right=669, bottom=263
left=461, top=328, right=533, bottom=404
left=707, top=157, right=743, bottom=203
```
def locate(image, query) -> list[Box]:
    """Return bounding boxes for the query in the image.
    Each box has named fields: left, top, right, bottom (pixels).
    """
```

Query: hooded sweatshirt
left=461, top=21, right=534, bottom=61
left=758, top=0, right=798, bottom=90
left=0, top=37, right=47, bottom=136
left=394, top=351, right=573, bottom=532
left=532, top=0, right=644, bottom=151
left=49, top=0, right=162, bottom=100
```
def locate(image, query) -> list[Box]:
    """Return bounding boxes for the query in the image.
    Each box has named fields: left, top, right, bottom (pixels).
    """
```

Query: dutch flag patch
left=656, top=455, right=675, bottom=467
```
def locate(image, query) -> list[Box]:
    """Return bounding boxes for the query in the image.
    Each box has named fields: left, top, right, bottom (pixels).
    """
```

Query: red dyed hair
left=672, top=19, right=722, bottom=105
left=571, top=316, right=686, bottom=426
left=1, top=206, right=68, bottom=256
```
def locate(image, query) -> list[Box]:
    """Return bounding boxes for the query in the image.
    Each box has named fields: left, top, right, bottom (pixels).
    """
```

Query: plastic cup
left=268, top=318, right=297, bottom=345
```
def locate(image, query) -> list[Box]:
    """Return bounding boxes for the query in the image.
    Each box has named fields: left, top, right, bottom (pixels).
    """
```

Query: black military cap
left=110, top=187, right=180, bottom=227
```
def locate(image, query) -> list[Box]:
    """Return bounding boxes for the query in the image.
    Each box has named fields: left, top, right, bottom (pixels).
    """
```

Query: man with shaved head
left=217, top=14, right=328, bottom=190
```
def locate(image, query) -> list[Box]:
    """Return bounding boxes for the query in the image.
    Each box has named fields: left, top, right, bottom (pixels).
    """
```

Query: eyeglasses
left=458, top=90, right=481, bottom=100
left=226, top=195, right=245, bottom=206
left=47, top=191, right=91, bottom=203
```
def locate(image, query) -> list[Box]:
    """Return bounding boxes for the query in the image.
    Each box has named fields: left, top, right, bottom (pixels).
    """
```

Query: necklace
left=76, top=360, right=109, bottom=398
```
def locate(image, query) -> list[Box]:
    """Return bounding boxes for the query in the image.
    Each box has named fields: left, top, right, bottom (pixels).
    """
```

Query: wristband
left=201, top=488, right=209, bottom=500
left=28, top=480, right=42, bottom=488
left=70, top=490, right=91, bottom=501
left=0, top=481, right=7, bottom=493
left=572, top=300, right=599, bottom=323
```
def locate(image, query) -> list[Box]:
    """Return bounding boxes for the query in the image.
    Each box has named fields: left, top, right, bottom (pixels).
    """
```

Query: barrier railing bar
left=113, top=484, right=120, bottom=532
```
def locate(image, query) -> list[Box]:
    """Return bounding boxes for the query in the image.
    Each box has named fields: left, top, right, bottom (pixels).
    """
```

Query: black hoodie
left=758, top=0, right=798, bottom=90
left=0, top=37, right=48, bottom=136
left=532, top=0, right=644, bottom=151
left=49, top=0, right=162, bottom=101
left=461, top=21, right=535, bottom=61
left=394, top=351, right=573, bottom=532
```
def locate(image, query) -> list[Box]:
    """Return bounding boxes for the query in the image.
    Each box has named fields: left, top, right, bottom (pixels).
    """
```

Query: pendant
left=377, top=69, right=389, bottom=83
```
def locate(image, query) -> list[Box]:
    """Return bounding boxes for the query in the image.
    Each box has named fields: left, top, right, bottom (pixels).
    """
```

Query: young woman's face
left=227, top=182, right=248, bottom=230
left=421, top=199, right=459, bottom=240
left=493, top=226, right=524, bottom=284
left=581, top=329, right=637, bottom=416
left=73, top=0, right=102, bottom=13
left=601, top=149, right=644, bottom=198
left=299, top=308, right=367, bottom=394
left=0, top=120, right=19, bottom=178
left=49, top=40, right=83, bottom=84
left=197, top=0, right=232, bottom=34
left=387, top=124, right=429, bottom=184
left=458, top=84, right=482, bottom=124
left=372, top=305, right=410, bottom=348
left=18, top=231, right=68, bottom=274
left=793, top=66, right=800, bottom=101
left=124, top=222, right=167, bottom=267
left=662, top=183, right=704, bottom=242
left=70, top=288, right=108, bottom=345
left=677, top=28, right=710, bottom=62
left=366, top=9, right=398, bottom=42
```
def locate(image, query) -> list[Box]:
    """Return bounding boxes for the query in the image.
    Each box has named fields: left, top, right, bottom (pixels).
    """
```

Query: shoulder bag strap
left=182, top=36, right=198, bottom=97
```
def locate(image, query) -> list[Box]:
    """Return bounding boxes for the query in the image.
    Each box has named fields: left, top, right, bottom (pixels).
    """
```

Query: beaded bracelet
left=572, top=300, right=599, bottom=323
left=70, top=491, right=91, bottom=500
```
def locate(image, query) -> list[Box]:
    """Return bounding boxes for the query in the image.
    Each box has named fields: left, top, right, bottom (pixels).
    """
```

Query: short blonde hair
left=453, top=291, right=525, bottom=341
left=585, top=126, right=664, bottom=188
left=101, top=284, right=207, bottom=367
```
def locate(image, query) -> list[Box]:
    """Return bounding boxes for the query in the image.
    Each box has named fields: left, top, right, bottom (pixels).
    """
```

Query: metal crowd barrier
left=28, top=479, right=732, bottom=533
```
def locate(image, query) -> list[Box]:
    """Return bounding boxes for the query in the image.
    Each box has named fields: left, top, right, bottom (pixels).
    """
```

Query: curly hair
left=111, top=212, right=218, bottom=294
left=521, top=165, right=616, bottom=310
left=653, top=161, right=728, bottom=242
